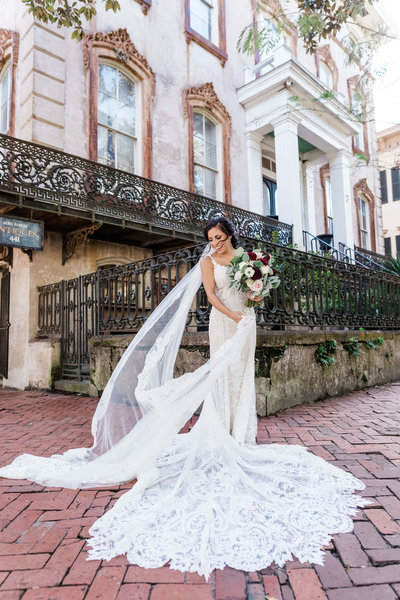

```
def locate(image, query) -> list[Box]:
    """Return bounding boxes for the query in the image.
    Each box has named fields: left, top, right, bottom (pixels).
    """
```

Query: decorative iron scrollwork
left=62, top=222, right=103, bottom=265
left=0, top=133, right=293, bottom=246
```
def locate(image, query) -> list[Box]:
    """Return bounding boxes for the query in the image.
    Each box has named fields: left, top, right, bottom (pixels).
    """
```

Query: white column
left=245, top=131, right=264, bottom=215
left=304, top=165, right=317, bottom=236
left=327, top=150, right=354, bottom=249
left=272, top=114, right=303, bottom=247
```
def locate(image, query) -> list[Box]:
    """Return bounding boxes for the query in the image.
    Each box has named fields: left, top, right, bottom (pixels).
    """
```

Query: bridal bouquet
left=226, top=247, right=280, bottom=308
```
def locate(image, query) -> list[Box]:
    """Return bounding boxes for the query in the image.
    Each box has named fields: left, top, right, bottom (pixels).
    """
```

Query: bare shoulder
left=200, top=256, right=213, bottom=271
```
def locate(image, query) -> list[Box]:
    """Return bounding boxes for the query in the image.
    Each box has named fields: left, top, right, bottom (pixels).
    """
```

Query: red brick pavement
left=0, top=384, right=400, bottom=600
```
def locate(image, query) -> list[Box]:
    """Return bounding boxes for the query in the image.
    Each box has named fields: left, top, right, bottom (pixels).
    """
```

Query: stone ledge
left=89, top=330, right=400, bottom=417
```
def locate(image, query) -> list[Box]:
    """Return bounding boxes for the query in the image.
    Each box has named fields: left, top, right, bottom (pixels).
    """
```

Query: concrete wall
left=89, top=329, right=400, bottom=416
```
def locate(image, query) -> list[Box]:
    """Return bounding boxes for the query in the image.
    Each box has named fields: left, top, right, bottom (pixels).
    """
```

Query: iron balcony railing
left=38, top=241, right=400, bottom=379
left=0, top=133, right=292, bottom=245
left=304, top=232, right=391, bottom=274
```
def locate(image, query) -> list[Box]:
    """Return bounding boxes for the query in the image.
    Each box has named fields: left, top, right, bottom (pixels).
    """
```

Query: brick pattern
left=0, top=385, right=400, bottom=599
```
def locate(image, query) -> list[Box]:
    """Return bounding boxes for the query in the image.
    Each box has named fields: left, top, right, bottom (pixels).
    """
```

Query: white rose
left=234, top=271, right=242, bottom=281
left=256, top=252, right=263, bottom=259
left=261, top=265, right=269, bottom=275
left=244, top=267, right=255, bottom=278
left=239, top=261, right=247, bottom=270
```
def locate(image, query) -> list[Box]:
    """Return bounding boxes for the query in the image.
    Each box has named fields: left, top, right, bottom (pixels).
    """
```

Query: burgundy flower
left=253, top=267, right=262, bottom=280
left=260, top=258, right=269, bottom=265
left=248, top=251, right=257, bottom=260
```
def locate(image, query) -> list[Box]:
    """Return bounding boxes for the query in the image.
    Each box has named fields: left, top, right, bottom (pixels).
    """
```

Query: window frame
left=347, top=76, right=369, bottom=159
left=97, top=61, right=139, bottom=174
left=384, top=237, right=392, bottom=257
left=0, top=66, right=11, bottom=135
left=315, top=45, right=338, bottom=91
left=83, top=28, right=155, bottom=179
left=253, top=0, right=298, bottom=65
left=391, top=167, right=400, bottom=201
left=192, top=110, right=220, bottom=200
left=183, top=82, right=232, bottom=204
left=358, top=195, right=370, bottom=250
left=184, top=0, right=227, bottom=66
left=353, top=179, right=376, bottom=252
left=380, top=170, right=388, bottom=204
left=0, top=29, right=19, bottom=138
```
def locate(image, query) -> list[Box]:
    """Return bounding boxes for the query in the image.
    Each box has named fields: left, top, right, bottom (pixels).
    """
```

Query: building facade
left=0, top=0, right=389, bottom=391
left=378, top=125, right=400, bottom=258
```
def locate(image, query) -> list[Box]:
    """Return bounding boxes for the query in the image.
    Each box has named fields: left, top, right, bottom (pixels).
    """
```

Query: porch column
left=245, top=131, right=264, bottom=215
left=304, top=165, right=317, bottom=236
left=327, top=150, right=354, bottom=249
left=272, top=114, right=303, bottom=247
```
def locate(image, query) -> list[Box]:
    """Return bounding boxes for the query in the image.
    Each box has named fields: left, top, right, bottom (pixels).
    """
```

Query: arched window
left=193, top=112, right=218, bottom=199
left=183, top=82, right=231, bottom=204
left=97, top=64, right=136, bottom=173
left=319, top=62, right=333, bottom=89
left=358, top=195, right=370, bottom=250
left=259, top=16, right=283, bottom=60
left=315, top=45, right=338, bottom=91
left=0, top=67, right=11, bottom=134
left=83, top=29, right=155, bottom=178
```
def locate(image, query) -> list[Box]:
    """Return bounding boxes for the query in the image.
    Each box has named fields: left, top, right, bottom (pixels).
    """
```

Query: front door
left=0, top=269, right=10, bottom=379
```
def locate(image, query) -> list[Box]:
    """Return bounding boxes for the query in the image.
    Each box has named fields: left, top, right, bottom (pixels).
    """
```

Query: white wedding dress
left=0, top=251, right=368, bottom=578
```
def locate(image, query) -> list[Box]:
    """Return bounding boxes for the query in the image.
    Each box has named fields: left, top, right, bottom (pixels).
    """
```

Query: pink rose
left=250, top=280, right=263, bottom=293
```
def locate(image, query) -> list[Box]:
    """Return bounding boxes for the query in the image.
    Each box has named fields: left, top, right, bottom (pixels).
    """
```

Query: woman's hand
left=231, top=311, right=245, bottom=323
left=247, top=291, right=264, bottom=303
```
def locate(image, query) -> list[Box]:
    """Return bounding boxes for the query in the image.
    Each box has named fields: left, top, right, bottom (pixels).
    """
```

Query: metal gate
left=60, top=272, right=98, bottom=380
left=0, top=269, right=10, bottom=379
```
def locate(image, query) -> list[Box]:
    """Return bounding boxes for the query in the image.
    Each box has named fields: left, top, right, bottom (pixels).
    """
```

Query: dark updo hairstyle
left=203, top=216, right=239, bottom=249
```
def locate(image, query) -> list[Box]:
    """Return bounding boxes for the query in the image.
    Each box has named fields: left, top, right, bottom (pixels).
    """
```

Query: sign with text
left=0, top=216, right=44, bottom=251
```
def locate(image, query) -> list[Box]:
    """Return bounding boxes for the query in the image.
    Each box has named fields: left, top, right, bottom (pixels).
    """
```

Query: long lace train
left=86, top=398, right=367, bottom=579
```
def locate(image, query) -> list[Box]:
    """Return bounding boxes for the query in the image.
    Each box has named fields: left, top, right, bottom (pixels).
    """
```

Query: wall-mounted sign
left=0, top=215, right=44, bottom=251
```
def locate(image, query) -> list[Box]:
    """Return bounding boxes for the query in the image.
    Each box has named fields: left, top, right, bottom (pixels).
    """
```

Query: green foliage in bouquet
left=226, top=247, right=281, bottom=308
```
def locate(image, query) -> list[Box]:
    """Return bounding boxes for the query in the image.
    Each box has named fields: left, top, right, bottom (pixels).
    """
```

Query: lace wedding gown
left=0, top=252, right=368, bottom=578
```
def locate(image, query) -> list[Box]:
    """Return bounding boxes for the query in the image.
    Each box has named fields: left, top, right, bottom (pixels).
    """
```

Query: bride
left=0, top=216, right=367, bottom=578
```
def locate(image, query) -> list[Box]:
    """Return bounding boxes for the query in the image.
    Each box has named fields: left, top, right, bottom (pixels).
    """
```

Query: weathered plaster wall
left=2, top=235, right=151, bottom=389
left=89, top=330, right=400, bottom=416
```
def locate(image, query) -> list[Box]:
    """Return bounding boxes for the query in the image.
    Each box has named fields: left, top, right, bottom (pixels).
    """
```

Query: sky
left=372, top=0, right=400, bottom=132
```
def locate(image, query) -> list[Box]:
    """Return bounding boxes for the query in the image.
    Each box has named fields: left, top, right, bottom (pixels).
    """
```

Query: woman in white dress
left=0, top=217, right=367, bottom=579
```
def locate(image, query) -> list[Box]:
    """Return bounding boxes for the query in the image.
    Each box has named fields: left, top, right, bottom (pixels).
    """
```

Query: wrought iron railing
left=354, top=246, right=388, bottom=269
left=0, top=133, right=292, bottom=245
left=38, top=242, right=400, bottom=367
left=38, top=282, right=62, bottom=336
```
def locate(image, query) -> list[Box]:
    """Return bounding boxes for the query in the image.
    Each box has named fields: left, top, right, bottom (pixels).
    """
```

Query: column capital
left=326, top=148, right=353, bottom=163
left=270, top=112, right=302, bottom=131
left=245, top=130, right=264, bottom=144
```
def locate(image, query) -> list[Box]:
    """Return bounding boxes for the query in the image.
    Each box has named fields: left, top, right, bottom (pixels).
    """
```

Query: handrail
left=0, top=133, right=293, bottom=246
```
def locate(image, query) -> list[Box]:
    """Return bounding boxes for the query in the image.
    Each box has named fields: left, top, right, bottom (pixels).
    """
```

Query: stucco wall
left=89, top=329, right=400, bottom=416
left=3, top=236, right=151, bottom=389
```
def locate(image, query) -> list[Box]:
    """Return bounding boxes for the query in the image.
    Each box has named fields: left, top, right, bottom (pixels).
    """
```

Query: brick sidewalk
left=0, top=385, right=400, bottom=600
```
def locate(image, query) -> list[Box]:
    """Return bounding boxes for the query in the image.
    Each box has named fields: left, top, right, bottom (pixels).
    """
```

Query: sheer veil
left=0, top=243, right=255, bottom=489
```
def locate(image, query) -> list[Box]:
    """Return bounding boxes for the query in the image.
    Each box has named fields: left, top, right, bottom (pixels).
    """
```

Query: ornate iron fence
left=38, top=242, right=400, bottom=381
left=38, top=282, right=62, bottom=336
left=0, top=133, right=292, bottom=245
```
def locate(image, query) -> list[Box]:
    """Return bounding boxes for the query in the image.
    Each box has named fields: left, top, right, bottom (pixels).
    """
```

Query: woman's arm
left=200, top=257, right=244, bottom=324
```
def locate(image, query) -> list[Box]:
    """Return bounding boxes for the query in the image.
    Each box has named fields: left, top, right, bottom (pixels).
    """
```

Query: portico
left=238, top=45, right=361, bottom=249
